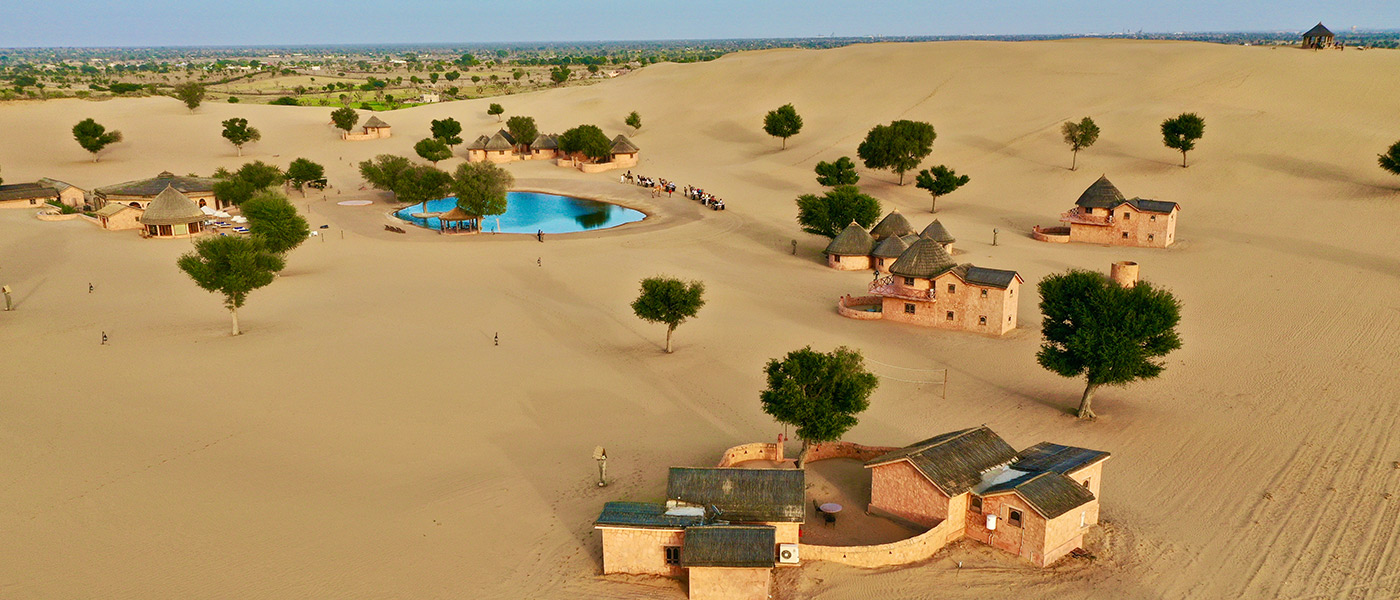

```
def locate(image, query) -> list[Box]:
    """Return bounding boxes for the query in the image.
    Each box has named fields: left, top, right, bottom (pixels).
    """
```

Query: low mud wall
left=1032, top=225, right=1071, bottom=243
left=837, top=295, right=884, bottom=320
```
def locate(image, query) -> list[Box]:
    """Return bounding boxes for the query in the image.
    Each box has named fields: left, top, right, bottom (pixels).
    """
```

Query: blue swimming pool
left=395, top=191, right=645, bottom=234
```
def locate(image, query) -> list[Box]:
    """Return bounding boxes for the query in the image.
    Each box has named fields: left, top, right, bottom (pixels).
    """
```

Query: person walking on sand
left=537, top=229, right=544, bottom=243
left=101, top=332, right=108, bottom=345
left=89, top=283, right=94, bottom=293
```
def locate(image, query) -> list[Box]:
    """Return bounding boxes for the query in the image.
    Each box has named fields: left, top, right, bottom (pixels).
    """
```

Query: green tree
left=241, top=190, right=310, bottom=255
left=72, top=118, right=123, bottom=162
left=430, top=117, right=463, bottom=147
left=630, top=277, right=706, bottom=354
left=330, top=106, right=359, bottom=134
left=795, top=185, right=882, bottom=238
left=1161, top=113, right=1205, bottom=168
left=857, top=120, right=936, bottom=185
left=414, top=137, right=452, bottom=166
left=763, top=103, right=803, bottom=149
left=814, top=156, right=860, bottom=186
left=487, top=102, right=504, bottom=121
left=557, top=124, right=613, bottom=162
left=1037, top=270, right=1183, bottom=420
left=445, top=71, right=461, bottom=81
left=358, top=154, right=414, bottom=198
left=1378, top=140, right=1400, bottom=180
left=221, top=117, right=261, bottom=156
left=1061, top=117, right=1100, bottom=171
left=550, top=66, right=571, bottom=84
left=213, top=178, right=257, bottom=207
left=395, top=164, right=454, bottom=213
left=227, top=96, right=240, bottom=104
left=506, top=115, right=538, bottom=152
left=624, top=111, right=642, bottom=133
left=914, top=165, right=970, bottom=213
left=235, top=161, right=284, bottom=189
left=452, top=161, right=514, bottom=229
left=177, top=236, right=284, bottom=336
left=760, top=346, right=879, bottom=467
left=284, top=158, right=325, bottom=196
left=174, top=82, right=205, bottom=112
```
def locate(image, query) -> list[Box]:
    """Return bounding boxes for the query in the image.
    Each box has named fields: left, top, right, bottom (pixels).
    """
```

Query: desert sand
left=2, top=39, right=1400, bottom=599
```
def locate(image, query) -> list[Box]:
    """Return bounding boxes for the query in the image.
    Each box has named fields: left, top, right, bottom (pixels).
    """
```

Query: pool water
left=395, top=191, right=644, bottom=234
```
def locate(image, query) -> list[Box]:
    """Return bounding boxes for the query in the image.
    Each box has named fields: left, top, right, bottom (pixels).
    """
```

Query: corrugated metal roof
left=97, top=171, right=216, bottom=198
left=1125, top=198, right=1179, bottom=214
left=681, top=525, right=776, bottom=568
left=982, top=472, right=1096, bottom=519
left=594, top=501, right=705, bottom=529
left=962, top=265, right=1020, bottom=289
left=667, top=467, right=805, bottom=523
left=0, top=183, right=57, bottom=202
left=1012, top=442, right=1110, bottom=475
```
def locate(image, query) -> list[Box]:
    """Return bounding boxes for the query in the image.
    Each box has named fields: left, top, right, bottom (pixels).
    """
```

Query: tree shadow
left=1239, top=153, right=1398, bottom=195
left=961, top=134, right=1062, bottom=170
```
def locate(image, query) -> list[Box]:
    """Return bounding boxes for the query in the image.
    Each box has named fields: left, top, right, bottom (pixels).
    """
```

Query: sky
left=2, top=0, right=1397, bottom=47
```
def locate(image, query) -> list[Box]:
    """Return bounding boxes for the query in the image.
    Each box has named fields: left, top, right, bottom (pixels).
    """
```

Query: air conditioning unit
left=778, top=543, right=799, bottom=564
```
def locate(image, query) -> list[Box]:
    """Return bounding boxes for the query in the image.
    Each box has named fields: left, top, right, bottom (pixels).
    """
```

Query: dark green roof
left=867, top=427, right=1019, bottom=496
left=97, top=171, right=216, bottom=198
left=1124, top=198, right=1179, bottom=214
left=959, top=265, right=1020, bottom=289
left=919, top=219, right=956, bottom=244
left=869, top=210, right=915, bottom=240
left=681, top=525, right=776, bottom=568
left=982, top=472, right=1096, bottom=519
left=1075, top=176, right=1126, bottom=209
left=823, top=222, right=875, bottom=256
left=0, top=183, right=57, bottom=202
left=667, top=467, right=805, bottom=523
left=1012, top=443, right=1110, bottom=475
left=888, top=237, right=956, bottom=279
left=595, top=501, right=706, bottom=529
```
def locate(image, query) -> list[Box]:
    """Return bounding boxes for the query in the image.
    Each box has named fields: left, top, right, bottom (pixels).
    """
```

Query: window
left=1008, top=509, right=1023, bottom=528
left=1122, top=212, right=1131, bottom=220
left=1081, top=511, right=1087, bottom=528
left=877, top=258, right=884, bottom=266
left=970, top=496, right=983, bottom=513
left=945, top=311, right=954, bottom=321
left=1150, top=215, right=1157, bottom=222
left=1148, top=234, right=1155, bottom=242
left=30, top=199, right=37, bottom=205
left=904, top=303, right=915, bottom=314
left=947, top=283, right=956, bottom=294
left=979, top=316, right=987, bottom=326
left=833, top=255, right=841, bottom=263
left=1121, top=231, right=1130, bottom=239
left=980, top=289, right=988, bottom=298
left=664, top=546, right=681, bottom=565
left=1083, top=478, right=1091, bottom=488
left=903, top=276, right=915, bottom=286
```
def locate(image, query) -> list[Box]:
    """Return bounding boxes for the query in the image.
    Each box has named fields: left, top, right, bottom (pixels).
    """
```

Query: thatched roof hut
left=869, top=210, right=915, bottom=241
left=533, top=133, right=559, bottom=150
left=138, top=185, right=205, bottom=226
left=484, top=131, right=515, bottom=152
left=889, top=237, right=956, bottom=279
left=1074, top=175, right=1126, bottom=209
left=466, top=135, right=490, bottom=150
left=824, top=221, right=875, bottom=256
left=363, top=115, right=389, bottom=129
left=438, top=206, right=473, bottom=221
left=610, top=134, right=639, bottom=155
left=920, top=219, right=956, bottom=244
left=871, top=233, right=911, bottom=258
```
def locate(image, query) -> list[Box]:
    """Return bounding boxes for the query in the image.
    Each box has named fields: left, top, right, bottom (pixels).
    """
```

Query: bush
left=269, top=97, right=299, bottom=106
left=46, top=200, right=77, bottom=214
left=227, top=96, right=240, bottom=103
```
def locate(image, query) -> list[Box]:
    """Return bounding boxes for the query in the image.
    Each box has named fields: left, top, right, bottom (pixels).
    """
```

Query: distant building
left=866, top=426, right=1109, bottom=567
left=94, top=202, right=143, bottom=231
left=596, top=467, right=803, bottom=600
left=0, top=183, right=60, bottom=209
left=824, top=211, right=956, bottom=272
left=419, top=93, right=440, bottom=103
left=1033, top=176, right=1179, bottom=248
left=466, top=130, right=635, bottom=173
left=861, top=238, right=1022, bottom=335
left=342, top=115, right=392, bottom=141
left=1302, top=23, right=1335, bottom=49
left=95, top=171, right=221, bottom=210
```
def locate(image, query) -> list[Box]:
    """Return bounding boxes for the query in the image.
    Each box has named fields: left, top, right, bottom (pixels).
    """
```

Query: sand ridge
left=2, top=39, right=1400, bottom=599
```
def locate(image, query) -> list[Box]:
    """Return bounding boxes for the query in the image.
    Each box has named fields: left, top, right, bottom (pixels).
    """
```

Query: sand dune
left=2, top=39, right=1400, bottom=599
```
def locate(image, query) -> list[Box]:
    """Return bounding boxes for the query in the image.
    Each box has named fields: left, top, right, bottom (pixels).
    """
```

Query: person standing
left=537, top=229, right=544, bottom=243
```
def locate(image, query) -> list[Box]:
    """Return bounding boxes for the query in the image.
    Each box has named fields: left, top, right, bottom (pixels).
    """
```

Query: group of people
left=620, top=171, right=725, bottom=210
left=686, top=185, right=725, bottom=211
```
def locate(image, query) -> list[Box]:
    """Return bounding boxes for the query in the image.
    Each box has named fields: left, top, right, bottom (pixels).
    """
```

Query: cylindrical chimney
left=1111, top=261, right=1139, bottom=286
